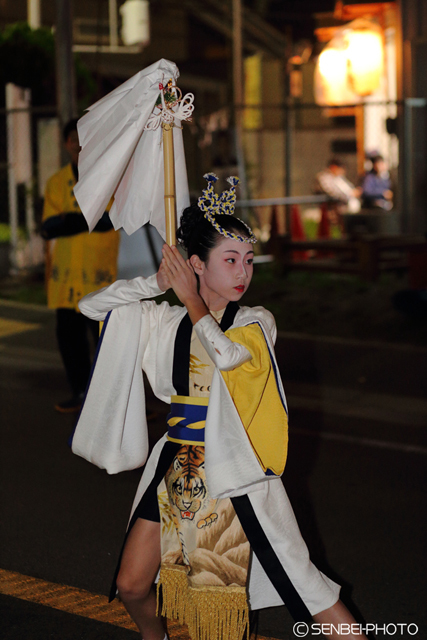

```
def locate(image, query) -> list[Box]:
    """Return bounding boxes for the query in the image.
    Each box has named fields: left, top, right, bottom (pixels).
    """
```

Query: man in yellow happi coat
left=42, top=119, right=120, bottom=413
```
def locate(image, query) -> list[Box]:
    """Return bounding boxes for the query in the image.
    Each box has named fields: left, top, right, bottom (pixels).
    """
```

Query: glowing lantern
left=317, top=47, right=350, bottom=105
left=314, top=19, right=384, bottom=106
left=346, top=29, right=383, bottom=95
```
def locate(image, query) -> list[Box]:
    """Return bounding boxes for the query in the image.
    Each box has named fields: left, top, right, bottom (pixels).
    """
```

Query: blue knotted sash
left=166, top=395, right=208, bottom=445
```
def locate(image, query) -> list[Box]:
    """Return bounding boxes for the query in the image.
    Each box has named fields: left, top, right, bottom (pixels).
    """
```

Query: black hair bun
left=177, top=202, right=204, bottom=249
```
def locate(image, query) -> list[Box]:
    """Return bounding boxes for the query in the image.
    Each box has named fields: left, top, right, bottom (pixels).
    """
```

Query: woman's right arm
left=78, top=273, right=166, bottom=321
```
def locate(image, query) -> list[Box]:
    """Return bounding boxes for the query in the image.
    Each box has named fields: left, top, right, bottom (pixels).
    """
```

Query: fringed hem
left=157, top=565, right=249, bottom=640
left=157, top=564, right=189, bottom=625
left=187, top=585, right=249, bottom=640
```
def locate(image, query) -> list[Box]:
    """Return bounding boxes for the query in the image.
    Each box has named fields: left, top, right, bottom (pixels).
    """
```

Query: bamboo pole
left=162, top=122, right=176, bottom=246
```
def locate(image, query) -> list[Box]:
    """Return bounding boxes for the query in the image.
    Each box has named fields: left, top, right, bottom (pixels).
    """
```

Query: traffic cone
left=290, top=204, right=308, bottom=261
left=316, top=203, right=332, bottom=258
left=317, top=203, right=331, bottom=239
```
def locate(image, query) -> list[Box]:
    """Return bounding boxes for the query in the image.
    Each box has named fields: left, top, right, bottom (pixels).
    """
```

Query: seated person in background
left=316, top=158, right=361, bottom=215
left=361, top=155, right=393, bottom=210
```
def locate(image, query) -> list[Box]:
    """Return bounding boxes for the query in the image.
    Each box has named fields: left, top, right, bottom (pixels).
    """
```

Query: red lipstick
left=234, top=285, right=245, bottom=292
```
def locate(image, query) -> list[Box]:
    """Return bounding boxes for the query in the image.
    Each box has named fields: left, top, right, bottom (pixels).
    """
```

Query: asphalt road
left=1, top=299, right=426, bottom=640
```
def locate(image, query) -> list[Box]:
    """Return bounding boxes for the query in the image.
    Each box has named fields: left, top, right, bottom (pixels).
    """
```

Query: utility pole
left=232, top=0, right=249, bottom=207
left=284, top=28, right=293, bottom=236
left=397, top=0, right=427, bottom=234
left=284, top=62, right=293, bottom=235
left=56, top=0, right=77, bottom=164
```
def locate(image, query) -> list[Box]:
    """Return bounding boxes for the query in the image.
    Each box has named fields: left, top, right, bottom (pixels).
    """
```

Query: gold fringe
left=157, top=565, right=249, bottom=640
left=187, top=585, right=249, bottom=640
left=157, top=564, right=189, bottom=625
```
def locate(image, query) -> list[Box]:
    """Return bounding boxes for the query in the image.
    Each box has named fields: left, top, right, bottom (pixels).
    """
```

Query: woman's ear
left=190, top=254, right=205, bottom=276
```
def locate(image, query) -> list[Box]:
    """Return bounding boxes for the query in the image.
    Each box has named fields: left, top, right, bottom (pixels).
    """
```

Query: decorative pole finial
left=145, top=79, right=195, bottom=245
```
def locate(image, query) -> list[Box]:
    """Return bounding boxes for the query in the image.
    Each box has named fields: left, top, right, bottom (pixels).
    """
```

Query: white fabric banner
left=74, top=59, right=190, bottom=238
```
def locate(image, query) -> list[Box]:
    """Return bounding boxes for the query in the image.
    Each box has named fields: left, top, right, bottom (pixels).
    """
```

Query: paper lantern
left=346, top=29, right=383, bottom=96
left=315, top=44, right=359, bottom=106
left=317, top=47, right=349, bottom=105
left=314, top=19, right=384, bottom=106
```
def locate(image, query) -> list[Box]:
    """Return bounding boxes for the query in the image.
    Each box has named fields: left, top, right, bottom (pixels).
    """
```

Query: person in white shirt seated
left=316, top=158, right=361, bottom=216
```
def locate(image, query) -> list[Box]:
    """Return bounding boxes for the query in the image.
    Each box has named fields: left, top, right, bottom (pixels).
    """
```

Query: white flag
left=74, top=59, right=190, bottom=238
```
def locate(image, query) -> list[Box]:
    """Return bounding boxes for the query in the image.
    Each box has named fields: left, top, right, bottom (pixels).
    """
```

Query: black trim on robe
left=231, top=494, right=312, bottom=623
left=172, top=301, right=240, bottom=396
left=172, top=313, right=193, bottom=396
left=219, top=300, right=240, bottom=332
left=109, top=441, right=180, bottom=602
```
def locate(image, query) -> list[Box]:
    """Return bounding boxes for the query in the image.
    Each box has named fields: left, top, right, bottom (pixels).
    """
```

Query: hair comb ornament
left=197, top=173, right=257, bottom=243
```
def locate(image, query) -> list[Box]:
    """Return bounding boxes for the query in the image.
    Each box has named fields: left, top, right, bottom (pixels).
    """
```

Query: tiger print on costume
left=165, top=445, right=218, bottom=528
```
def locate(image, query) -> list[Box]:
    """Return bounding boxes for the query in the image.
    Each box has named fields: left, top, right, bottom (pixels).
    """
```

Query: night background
left=0, top=1, right=426, bottom=639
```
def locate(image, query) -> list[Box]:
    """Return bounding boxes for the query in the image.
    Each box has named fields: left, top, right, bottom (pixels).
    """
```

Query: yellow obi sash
left=166, top=395, right=208, bottom=445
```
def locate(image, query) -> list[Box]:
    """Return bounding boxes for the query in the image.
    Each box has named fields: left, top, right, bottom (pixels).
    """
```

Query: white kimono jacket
left=72, top=275, right=340, bottom=614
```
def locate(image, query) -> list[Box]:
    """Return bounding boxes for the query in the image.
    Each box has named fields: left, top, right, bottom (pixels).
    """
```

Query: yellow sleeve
left=221, top=323, right=288, bottom=476
left=42, top=173, right=64, bottom=222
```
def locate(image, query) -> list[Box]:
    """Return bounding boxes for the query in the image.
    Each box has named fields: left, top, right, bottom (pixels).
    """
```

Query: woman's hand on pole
left=161, top=244, right=209, bottom=324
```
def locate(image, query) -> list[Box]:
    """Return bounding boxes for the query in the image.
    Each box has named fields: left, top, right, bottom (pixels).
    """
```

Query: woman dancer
left=73, top=175, right=368, bottom=640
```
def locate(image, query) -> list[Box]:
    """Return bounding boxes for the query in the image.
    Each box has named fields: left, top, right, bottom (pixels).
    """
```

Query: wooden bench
left=270, top=235, right=427, bottom=282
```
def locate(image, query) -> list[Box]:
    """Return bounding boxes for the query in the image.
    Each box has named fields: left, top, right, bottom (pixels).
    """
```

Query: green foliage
left=0, top=23, right=95, bottom=109
left=155, top=88, right=177, bottom=107
left=303, top=218, right=341, bottom=240
left=0, top=23, right=55, bottom=105
left=0, top=224, right=10, bottom=243
left=0, top=282, right=48, bottom=306
left=0, top=224, right=27, bottom=243
left=75, top=58, right=96, bottom=112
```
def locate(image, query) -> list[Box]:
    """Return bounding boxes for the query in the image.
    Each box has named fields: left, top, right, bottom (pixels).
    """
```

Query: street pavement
left=1, top=299, right=426, bottom=640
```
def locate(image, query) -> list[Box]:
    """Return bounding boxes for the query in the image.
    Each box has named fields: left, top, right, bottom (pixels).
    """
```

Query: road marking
left=0, top=568, right=279, bottom=639
left=0, top=318, right=40, bottom=338
left=0, top=298, right=52, bottom=313
left=0, top=568, right=137, bottom=631
left=293, top=428, right=427, bottom=455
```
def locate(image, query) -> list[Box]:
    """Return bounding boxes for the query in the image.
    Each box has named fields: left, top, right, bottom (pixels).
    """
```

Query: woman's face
left=191, top=237, right=254, bottom=311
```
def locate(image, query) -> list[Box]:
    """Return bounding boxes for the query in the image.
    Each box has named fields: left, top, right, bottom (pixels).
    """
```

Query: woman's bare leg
left=116, top=518, right=166, bottom=640
left=313, top=599, right=368, bottom=639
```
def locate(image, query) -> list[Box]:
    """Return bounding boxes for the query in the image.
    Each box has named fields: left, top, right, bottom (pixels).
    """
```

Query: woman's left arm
left=195, top=308, right=277, bottom=370
left=194, top=314, right=252, bottom=371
